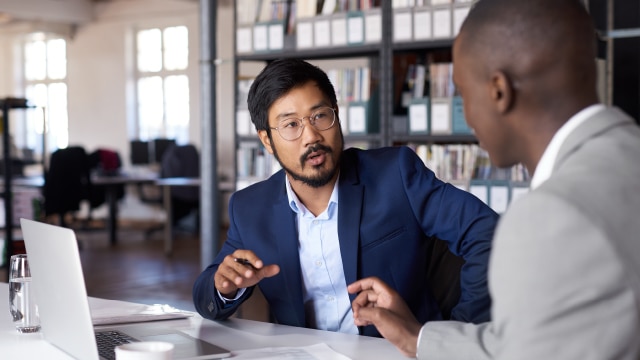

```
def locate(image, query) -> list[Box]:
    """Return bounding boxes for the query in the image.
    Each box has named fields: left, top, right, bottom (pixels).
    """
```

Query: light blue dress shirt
left=285, top=176, right=358, bottom=334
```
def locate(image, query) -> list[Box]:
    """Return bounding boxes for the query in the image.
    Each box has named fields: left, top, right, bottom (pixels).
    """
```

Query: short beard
left=272, top=142, right=340, bottom=188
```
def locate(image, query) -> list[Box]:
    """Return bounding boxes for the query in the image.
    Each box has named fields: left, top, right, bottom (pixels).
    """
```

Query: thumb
left=259, top=264, right=280, bottom=279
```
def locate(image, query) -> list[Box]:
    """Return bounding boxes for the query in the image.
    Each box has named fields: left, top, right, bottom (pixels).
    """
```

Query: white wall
left=68, top=0, right=201, bottom=168
left=0, top=0, right=236, bottom=179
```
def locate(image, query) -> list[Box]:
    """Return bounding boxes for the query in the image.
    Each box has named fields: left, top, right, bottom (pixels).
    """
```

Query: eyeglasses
left=269, top=107, right=337, bottom=141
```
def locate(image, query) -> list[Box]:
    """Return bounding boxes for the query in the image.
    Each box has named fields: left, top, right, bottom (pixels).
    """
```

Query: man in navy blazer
left=193, top=59, right=498, bottom=337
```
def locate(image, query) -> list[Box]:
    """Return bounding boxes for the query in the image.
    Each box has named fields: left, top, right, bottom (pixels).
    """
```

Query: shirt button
left=313, top=220, right=318, bottom=225
left=327, top=296, right=335, bottom=302
left=315, top=261, right=323, bottom=267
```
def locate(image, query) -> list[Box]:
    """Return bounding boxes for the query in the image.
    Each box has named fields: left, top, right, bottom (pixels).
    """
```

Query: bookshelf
left=0, top=97, right=36, bottom=276
left=231, top=0, right=528, bottom=211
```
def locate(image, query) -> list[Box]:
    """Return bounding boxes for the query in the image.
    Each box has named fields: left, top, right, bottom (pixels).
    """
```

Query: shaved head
left=453, top=0, right=600, bottom=172
left=458, top=0, right=597, bottom=110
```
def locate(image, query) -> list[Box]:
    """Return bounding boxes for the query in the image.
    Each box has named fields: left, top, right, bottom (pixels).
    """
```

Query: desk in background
left=154, top=177, right=234, bottom=256
left=0, top=283, right=404, bottom=359
left=92, top=173, right=158, bottom=246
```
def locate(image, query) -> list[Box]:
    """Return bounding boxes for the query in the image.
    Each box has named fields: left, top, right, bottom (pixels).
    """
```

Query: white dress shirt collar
left=285, top=174, right=340, bottom=216
left=529, top=104, right=606, bottom=190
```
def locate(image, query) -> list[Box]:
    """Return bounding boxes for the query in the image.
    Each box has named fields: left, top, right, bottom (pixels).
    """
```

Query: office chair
left=160, top=144, right=200, bottom=231
left=43, top=146, right=92, bottom=228
left=425, top=236, right=465, bottom=320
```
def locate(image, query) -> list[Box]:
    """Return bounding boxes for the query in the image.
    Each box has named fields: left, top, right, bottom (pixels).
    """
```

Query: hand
left=348, top=277, right=423, bottom=358
left=214, top=250, right=280, bottom=297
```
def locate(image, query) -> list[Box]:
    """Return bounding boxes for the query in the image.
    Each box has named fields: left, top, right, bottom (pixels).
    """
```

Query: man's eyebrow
left=274, top=103, right=328, bottom=120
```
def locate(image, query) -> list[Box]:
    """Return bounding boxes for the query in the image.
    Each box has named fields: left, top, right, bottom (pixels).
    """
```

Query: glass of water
left=9, top=254, right=40, bottom=333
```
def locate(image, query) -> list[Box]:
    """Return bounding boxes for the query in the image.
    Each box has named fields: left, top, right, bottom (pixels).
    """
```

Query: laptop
left=20, top=218, right=230, bottom=360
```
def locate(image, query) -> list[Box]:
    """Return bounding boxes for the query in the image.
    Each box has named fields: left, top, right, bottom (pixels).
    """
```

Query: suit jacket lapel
left=338, top=151, right=364, bottom=301
left=271, top=175, right=306, bottom=326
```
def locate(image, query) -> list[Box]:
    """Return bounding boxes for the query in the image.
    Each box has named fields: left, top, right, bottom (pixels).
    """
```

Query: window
left=135, top=26, right=190, bottom=143
left=21, top=34, right=68, bottom=156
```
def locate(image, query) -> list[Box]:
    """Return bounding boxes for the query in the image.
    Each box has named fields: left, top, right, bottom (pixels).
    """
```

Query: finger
left=347, top=276, right=384, bottom=294
left=351, top=290, right=379, bottom=309
left=353, top=306, right=386, bottom=327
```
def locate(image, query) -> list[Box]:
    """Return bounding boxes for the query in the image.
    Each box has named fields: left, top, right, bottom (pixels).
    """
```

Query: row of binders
left=408, top=143, right=531, bottom=214
left=401, top=61, right=471, bottom=136
left=236, top=0, right=477, bottom=54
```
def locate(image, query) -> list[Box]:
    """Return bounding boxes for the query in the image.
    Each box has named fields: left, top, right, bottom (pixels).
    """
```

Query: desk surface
left=0, top=283, right=404, bottom=359
left=92, top=173, right=159, bottom=185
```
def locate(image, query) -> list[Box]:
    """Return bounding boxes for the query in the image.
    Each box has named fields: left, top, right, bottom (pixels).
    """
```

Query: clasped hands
left=215, top=253, right=419, bottom=358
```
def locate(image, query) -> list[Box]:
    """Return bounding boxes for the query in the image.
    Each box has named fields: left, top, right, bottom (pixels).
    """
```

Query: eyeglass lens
left=277, top=107, right=335, bottom=140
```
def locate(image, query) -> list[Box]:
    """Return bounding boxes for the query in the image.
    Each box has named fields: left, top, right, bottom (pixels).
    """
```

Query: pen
left=234, top=257, right=257, bottom=270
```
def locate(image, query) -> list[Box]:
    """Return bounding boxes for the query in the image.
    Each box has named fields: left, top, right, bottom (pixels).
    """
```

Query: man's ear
left=258, top=130, right=274, bottom=154
left=491, top=71, right=514, bottom=114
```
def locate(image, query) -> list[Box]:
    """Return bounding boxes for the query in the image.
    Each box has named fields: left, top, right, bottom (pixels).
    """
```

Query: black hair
left=247, top=58, right=338, bottom=132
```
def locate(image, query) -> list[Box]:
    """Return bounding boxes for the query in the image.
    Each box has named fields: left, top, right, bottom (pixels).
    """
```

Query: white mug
left=115, top=341, right=174, bottom=360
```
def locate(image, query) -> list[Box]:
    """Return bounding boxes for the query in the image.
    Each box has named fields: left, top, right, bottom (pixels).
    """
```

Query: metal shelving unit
left=0, top=97, right=35, bottom=275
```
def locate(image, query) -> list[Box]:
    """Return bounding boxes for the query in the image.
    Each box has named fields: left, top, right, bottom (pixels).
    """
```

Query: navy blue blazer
left=193, top=146, right=498, bottom=336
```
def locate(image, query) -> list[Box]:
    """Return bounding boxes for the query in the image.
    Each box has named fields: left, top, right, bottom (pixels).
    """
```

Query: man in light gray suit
left=347, top=0, right=640, bottom=358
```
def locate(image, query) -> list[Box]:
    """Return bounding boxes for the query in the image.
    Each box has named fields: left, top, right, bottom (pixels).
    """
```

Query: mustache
left=300, top=144, right=332, bottom=166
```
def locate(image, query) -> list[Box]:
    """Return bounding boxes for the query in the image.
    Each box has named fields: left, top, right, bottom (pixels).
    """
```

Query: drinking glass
left=9, top=254, right=41, bottom=333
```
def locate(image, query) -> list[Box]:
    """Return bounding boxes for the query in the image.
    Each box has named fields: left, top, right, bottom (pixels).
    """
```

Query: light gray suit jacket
left=419, top=107, right=640, bottom=360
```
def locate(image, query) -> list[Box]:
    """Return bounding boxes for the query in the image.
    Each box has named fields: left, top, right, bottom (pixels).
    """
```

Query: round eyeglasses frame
left=269, top=107, right=337, bottom=141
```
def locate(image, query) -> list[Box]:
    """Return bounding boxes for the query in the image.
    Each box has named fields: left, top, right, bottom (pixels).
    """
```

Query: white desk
left=0, top=283, right=405, bottom=359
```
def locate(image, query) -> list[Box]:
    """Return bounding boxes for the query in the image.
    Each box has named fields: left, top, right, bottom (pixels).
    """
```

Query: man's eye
left=282, top=120, right=300, bottom=129
left=314, top=113, right=328, bottom=120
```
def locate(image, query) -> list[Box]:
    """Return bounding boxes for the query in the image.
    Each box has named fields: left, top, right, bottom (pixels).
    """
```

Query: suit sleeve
left=192, top=192, right=255, bottom=320
left=399, top=147, right=498, bottom=323
left=418, top=193, right=638, bottom=359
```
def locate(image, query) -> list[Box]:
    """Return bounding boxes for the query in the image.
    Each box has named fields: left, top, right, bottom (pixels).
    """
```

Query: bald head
left=452, top=0, right=600, bottom=173
left=458, top=0, right=598, bottom=110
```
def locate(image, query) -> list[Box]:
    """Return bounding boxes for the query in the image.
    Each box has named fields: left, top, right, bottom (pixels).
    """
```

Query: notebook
left=20, top=218, right=230, bottom=360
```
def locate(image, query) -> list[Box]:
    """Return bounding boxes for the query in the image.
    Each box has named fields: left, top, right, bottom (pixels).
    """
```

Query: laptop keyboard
left=95, top=330, right=138, bottom=360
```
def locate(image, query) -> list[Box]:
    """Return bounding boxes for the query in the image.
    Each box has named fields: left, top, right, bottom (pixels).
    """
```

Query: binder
left=430, top=98, right=453, bottom=135
left=393, top=7, right=413, bottom=42
left=409, top=97, right=430, bottom=134
left=489, top=180, right=510, bottom=214
left=331, top=13, right=348, bottom=46
left=414, top=6, right=433, bottom=40
left=296, top=18, right=314, bottom=49
left=364, top=8, right=382, bottom=43
left=452, top=96, right=472, bottom=134
left=314, top=16, right=332, bottom=47
left=236, top=27, right=253, bottom=53
left=347, top=100, right=379, bottom=134
left=432, top=4, right=452, bottom=39
left=347, top=11, right=365, bottom=45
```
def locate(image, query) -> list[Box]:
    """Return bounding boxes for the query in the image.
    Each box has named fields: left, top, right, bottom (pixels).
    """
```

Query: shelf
left=392, top=39, right=454, bottom=52
left=0, top=98, right=34, bottom=109
left=392, top=134, right=477, bottom=145
left=236, top=43, right=382, bottom=62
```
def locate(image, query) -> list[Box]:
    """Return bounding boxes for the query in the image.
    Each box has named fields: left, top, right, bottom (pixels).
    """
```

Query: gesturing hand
left=348, top=277, right=423, bottom=358
left=214, top=250, right=280, bottom=298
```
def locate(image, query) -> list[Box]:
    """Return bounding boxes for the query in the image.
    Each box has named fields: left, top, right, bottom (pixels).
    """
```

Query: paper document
left=230, top=343, right=351, bottom=360
left=89, top=297, right=193, bottom=326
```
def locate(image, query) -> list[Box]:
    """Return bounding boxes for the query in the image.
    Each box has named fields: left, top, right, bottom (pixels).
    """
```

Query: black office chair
left=424, top=236, right=465, bottom=320
left=43, top=146, right=92, bottom=228
left=160, top=144, right=200, bottom=231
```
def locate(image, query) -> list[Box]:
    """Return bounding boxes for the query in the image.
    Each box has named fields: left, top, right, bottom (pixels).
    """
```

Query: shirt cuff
left=217, top=287, right=247, bottom=303
left=416, top=324, right=427, bottom=359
